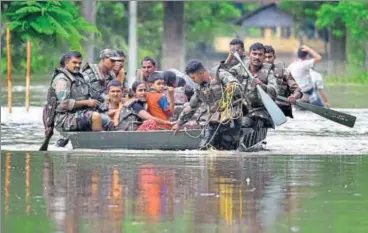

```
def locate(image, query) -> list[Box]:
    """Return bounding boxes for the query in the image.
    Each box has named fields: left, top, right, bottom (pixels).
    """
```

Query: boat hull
left=61, top=128, right=268, bottom=150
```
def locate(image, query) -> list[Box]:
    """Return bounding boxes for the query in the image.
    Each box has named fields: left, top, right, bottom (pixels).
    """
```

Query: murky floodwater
left=1, top=83, right=368, bottom=232
left=1, top=84, right=368, bottom=154
left=2, top=152, right=368, bottom=233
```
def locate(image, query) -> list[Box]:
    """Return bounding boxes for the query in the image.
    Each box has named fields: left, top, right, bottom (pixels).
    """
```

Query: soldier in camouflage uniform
left=52, top=51, right=114, bottom=132
left=264, top=45, right=302, bottom=118
left=226, top=43, right=278, bottom=128
left=82, top=49, right=122, bottom=101
left=222, top=38, right=249, bottom=68
left=172, top=60, right=243, bottom=150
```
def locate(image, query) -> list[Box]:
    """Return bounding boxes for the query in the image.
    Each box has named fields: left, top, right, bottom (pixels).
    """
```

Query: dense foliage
left=280, top=1, right=368, bottom=81
left=316, top=1, right=368, bottom=72
left=1, top=1, right=367, bottom=83
left=1, top=1, right=98, bottom=78
left=2, top=1, right=241, bottom=78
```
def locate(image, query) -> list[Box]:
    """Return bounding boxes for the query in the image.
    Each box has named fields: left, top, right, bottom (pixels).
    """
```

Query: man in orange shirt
left=146, top=72, right=175, bottom=129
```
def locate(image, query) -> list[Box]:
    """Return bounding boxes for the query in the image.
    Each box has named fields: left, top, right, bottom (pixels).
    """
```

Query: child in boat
left=145, top=72, right=175, bottom=129
left=115, top=81, right=176, bottom=131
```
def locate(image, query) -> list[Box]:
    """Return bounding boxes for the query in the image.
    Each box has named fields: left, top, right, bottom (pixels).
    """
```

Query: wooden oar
left=233, top=52, right=287, bottom=126
left=277, top=96, right=356, bottom=128
left=39, top=134, right=52, bottom=151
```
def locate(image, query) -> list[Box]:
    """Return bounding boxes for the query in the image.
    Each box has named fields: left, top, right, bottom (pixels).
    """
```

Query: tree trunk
left=327, top=27, right=346, bottom=76
left=162, top=1, right=185, bottom=71
left=81, top=0, right=97, bottom=63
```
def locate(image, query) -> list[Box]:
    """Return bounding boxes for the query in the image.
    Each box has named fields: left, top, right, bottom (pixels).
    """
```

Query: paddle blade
left=295, top=100, right=356, bottom=128
left=256, top=85, right=287, bottom=126
left=39, top=136, right=51, bottom=151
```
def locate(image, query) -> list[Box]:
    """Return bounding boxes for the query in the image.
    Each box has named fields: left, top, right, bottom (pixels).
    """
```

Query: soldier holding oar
left=229, top=43, right=286, bottom=129
left=232, top=48, right=356, bottom=129
left=264, top=45, right=302, bottom=118
left=39, top=51, right=114, bottom=151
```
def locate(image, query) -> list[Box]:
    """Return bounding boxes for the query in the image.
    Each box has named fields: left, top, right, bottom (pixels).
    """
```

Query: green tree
left=279, top=1, right=326, bottom=39
left=5, top=1, right=98, bottom=50
left=2, top=1, right=243, bottom=79
left=95, top=1, right=128, bottom=58
left=185, top=2, right=241, bottom=58
left=93, top=1, right=241, bottom=68
left=95, top=1, right=163, bottom=65
left=316, top=2, right=368, bottom=40
left=1, top=1, right=98, bottom=77
left=316, top=1, right=368, bottom=72
left=279, top=1, right=368, bottom=80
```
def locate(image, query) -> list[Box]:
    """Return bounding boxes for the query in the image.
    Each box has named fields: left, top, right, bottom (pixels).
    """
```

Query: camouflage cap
left=100, top=49, right=120, bottom=60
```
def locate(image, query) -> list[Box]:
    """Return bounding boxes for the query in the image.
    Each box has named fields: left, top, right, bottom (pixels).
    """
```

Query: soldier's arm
left=220, top=60, right=232, bottom=69
left=177, top=90, right=202, bottom=126
left=226, top=63, right=250, bottom=84
left=285, top=69, right=302, bottom=99
left=83, top=69, right=107, bottom=101
left=217, top=68, right=243, bottom=97
left=53, top=76, right=93, bottom=111
left=263, top=71, right=278, bottom=99
left=218, top=68, right=239, bottom=85
left=53, top=75, right=76, bottom=111
left=227, top=63, right=242, bottom=77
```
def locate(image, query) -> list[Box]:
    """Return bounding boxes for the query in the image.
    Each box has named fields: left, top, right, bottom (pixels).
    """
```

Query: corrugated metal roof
left=234, top=3, right=294, bottom=27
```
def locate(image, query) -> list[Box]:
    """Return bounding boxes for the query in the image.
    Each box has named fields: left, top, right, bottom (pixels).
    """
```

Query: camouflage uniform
left=227, top=61, right=278, bottom=128
left=82, top=49, right=120, bottom=101
left=82, top=63, right=116, bottom=101
left=52, top=68, right=113, bottom=131
left=273, top=62, right=302, bottom=118
left=177, top=68, right=243, bottom=150
left=116, top=99, right=147, bottom=131
left=219, top=55, right=249, bottom=70
left=170, top=86, right=188, bottom=121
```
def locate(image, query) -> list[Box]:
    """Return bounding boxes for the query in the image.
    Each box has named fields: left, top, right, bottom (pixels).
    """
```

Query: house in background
left=214, top=3, right=326, bottom=64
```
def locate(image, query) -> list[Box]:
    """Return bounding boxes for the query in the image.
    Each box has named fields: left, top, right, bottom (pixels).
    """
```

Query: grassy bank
left=325, top=72, right=368, bottom=85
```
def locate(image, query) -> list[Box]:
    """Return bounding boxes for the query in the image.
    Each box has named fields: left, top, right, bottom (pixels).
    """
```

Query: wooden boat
left=60, top=127, right=268, bottom=150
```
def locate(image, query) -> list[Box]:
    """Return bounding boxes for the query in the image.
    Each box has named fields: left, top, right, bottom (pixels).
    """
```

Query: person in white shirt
left=287, top=45, right=322, bottom=102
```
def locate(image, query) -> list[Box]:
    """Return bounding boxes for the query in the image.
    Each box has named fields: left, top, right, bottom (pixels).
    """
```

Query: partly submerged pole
left=128, top=1, right=137, bottom=88
left=6, top=28, right=12, bottom=113
left=25, top=152, right=31, bottom=215
left=26, top=41, right=31, bottom=112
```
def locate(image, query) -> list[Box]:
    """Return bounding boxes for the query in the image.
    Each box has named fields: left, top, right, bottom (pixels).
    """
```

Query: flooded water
left=2, top=152, right=368, bottom=233
left=1, top=83, right=368, bottom=232
left=1, top=84, right=368, bottom=154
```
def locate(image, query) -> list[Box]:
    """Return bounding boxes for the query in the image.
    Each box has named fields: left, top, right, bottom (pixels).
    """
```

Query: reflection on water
left=2, top=152, right=368, bottom=233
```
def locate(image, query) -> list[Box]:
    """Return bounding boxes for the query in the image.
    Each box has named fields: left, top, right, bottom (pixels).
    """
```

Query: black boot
left=56, top=138, right=69, bottom=147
